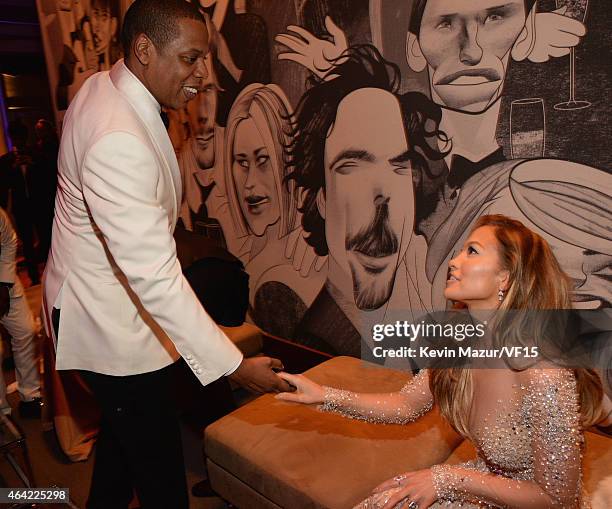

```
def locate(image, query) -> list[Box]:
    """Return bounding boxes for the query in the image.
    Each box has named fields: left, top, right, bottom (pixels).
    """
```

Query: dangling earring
left=498, top=289, right=505, bottom=302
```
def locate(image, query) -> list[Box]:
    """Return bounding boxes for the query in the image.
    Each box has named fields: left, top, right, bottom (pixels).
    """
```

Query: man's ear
left=134, top=33, right=153, bottom=66
left=406, top=32, right=427, bottom=72
left=316, top=188, right=326, bottom=220
left=511, top=4, right=537, bottom=61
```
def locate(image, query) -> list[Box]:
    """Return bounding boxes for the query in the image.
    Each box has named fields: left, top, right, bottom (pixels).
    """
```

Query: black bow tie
left=447, top=148, right=506, bottom=190
left=160, top=110, right=170, bottom=129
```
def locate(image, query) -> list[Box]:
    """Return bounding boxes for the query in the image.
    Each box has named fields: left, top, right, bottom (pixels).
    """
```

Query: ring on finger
left=407, top=502, right=419, bottom=509
left=393, top=474, right=406, bottom=486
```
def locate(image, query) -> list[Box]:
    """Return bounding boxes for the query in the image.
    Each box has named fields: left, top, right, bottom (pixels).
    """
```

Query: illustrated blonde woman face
left=231, top=116, right=280, bottom=237
left=445, top=225, right=509, bottom=309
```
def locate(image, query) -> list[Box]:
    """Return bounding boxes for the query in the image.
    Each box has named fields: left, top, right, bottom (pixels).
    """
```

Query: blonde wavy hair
left=430, top=214, right=603, bottom=436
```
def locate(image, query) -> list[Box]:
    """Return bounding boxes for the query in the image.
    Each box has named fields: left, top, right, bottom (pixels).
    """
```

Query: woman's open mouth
left=446, top=274, right=460, bottom=285
left=245, top=195, right=269, bottom=213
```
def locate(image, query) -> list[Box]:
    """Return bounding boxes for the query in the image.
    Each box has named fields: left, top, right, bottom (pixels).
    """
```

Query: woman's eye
left=256, top=155, right=270, bottom=166
left=236, top=159, right=249, bottom=168
left=467, top=246, right=477, bottom=254
left=436, top=20, right=452, bottom=30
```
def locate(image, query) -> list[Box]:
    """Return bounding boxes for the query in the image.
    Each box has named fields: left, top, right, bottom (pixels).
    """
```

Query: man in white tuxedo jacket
left=42, top=1, right=290, bottom=507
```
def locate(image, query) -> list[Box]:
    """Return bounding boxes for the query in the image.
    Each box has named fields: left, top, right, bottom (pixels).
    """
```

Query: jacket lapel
left=110, top=61, right=181, bottom=226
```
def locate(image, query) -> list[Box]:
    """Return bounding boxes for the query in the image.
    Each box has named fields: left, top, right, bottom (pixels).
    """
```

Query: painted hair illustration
left=224, top=83, right=298, bottom=239
left=285, top=44, right=448, bottom=256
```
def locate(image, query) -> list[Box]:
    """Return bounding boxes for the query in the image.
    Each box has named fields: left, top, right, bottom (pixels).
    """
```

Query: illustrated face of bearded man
left=320, top=88, right=415, bottom=310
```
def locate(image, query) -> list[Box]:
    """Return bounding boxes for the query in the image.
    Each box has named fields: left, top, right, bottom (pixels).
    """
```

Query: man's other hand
left=0, top=286, right=9, bottom=316
left=228, top=357, right=294, bottom=394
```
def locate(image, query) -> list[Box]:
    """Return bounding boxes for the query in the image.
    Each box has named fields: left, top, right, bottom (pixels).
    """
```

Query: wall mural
left=36, top=0, right=130, bottom=124
left=38, top=0, right=612, bottom=357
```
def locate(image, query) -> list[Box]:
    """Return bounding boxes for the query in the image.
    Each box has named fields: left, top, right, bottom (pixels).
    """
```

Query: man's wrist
left=225, top=357, right=243, bottom=377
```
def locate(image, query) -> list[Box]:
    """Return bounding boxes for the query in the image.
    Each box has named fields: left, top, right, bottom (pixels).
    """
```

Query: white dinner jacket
left=42, top=60, right=242, bottom=384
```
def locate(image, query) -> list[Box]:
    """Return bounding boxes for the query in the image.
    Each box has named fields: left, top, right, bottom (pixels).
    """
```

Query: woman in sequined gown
left=277, top=215, right=610, bottom=509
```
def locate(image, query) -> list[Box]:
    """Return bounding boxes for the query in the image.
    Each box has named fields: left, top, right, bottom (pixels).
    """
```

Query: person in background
left=0, top=206, right=42, bottom=418
left=0, top=120, right=40, bottom=285
left=30, top=119, right=59, bottom=262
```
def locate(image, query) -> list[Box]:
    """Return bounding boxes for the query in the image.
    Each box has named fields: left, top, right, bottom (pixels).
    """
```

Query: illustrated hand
left=526, top=7, right=586, bottom=63
left=275, top=16, right=347, bottom=79
left=285, top=227, right=327, bottom=278
left=0, top=286, right=9, bottom=317
left=228, top=356, right=293, bottom=394
left=274, top=372, right=325, bottom=404
left=371, top=469, right=437, bottom=509
left=85, top=44, right=98, bottom=70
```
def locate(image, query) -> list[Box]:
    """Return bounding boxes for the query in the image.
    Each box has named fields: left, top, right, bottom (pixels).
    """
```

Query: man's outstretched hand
left=228, top=356, right=294, bottom=394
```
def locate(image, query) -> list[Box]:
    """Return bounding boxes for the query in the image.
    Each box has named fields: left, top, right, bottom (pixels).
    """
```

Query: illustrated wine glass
left=554, top=0, right=590, bottom=111
left=510, top=98, right=545, bottom=159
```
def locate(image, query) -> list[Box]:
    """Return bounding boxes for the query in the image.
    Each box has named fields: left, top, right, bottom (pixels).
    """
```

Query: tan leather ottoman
left=204, top=356, right=462, bottom=509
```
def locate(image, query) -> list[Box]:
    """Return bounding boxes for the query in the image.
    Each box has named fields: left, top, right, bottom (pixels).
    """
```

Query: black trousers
left=52, top=310, right=188, bottom=509
left=79, top=366, right=188, bottom=509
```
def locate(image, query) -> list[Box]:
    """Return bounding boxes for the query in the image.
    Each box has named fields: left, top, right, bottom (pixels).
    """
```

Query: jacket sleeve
left=81, top=131, right=243, bottom=385
left=0, top=207, right=17, bottom=284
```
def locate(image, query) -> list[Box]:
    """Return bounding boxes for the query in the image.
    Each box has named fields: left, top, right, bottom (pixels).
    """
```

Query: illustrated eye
left=467, top=246, right=478, bottom=254
left=485, top=13, right=503, bottom=23
left=436, top=20, right=452, bottom=30
left=256, top=154, right=270, bottom=166
left=334, top=161, right=358, bottom=175
left=183, top=56, right=197, bottom=64
left=393, top=164, right=412, bottom=176
left=235, top=159, right=249, bottom=168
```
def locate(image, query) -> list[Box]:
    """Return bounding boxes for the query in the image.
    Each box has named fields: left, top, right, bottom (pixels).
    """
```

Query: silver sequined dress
left=320, top=368, right=589, bottom=508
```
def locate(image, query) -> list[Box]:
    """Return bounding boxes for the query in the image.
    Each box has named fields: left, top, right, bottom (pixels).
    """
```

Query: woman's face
left=445, top=226, right=508, bottom=309
left=231, top=117, right=280, bottom=236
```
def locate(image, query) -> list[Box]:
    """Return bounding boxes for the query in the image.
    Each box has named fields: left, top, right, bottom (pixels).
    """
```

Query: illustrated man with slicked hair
left=42, top=1, right=290, bottom=507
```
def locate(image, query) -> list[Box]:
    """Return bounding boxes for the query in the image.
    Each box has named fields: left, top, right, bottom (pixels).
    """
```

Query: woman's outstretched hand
left=274, top=372, right=325, bottom=404
left=372, top=469, right=437, bottom=509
